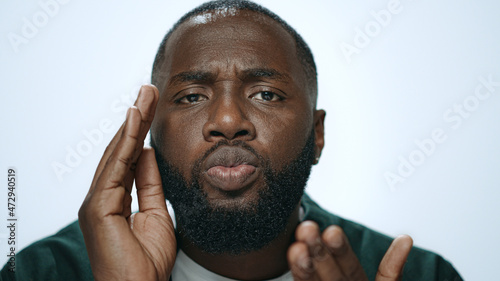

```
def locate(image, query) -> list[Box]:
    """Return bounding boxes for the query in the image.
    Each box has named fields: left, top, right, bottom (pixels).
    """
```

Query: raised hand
left=78, top=85, right=176, bottom=281
left=288, top=221, right=413, bottom=281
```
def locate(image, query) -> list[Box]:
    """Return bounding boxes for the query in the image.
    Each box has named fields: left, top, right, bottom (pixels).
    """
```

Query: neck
left=178, top=203, right=301, bottom=280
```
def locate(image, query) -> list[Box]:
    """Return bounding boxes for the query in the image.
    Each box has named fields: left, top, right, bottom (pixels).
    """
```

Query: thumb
left=375, top=235, right=413, bottom=281
left=134, top=147, right=168, bottom=215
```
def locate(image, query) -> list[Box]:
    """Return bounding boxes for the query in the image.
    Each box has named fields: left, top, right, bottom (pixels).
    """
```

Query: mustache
left=151, top=134, right=263, bottom=166
left=202, top=140, right=260, bottom=163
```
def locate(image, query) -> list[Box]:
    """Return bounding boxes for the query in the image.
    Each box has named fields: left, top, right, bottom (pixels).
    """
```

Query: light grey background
left=1, top=1, right=499, bottom=280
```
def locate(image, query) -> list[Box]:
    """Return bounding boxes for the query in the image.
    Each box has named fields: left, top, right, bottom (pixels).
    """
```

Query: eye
left=176, top=94, right=207, bottom=104
left=251, top=91, right=283, bottom=102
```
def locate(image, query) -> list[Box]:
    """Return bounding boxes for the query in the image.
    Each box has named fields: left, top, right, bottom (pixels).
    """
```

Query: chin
left=202, top=180, right=268, bottom=211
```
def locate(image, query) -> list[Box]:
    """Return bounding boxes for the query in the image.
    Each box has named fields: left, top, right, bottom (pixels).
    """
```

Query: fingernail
left=127, top=106, right=137, bottom=119
left=328, top=232, right=343, bottom=248
left=298, top=256, right=313, bottom=272
left=126, top=107, right=131, bottom=118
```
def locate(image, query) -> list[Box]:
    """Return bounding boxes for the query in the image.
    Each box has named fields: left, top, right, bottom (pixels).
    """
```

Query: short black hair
left=151, top=0, right=318, bottom=100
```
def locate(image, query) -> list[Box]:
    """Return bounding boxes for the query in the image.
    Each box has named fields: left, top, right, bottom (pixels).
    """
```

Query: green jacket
left=0, top=194, right=462, bottom=281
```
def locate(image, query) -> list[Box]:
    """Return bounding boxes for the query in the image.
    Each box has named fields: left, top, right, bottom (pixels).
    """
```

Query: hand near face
left=288, top=221, right=413, bottom=281
left=78, top=85, right=176, bottom=281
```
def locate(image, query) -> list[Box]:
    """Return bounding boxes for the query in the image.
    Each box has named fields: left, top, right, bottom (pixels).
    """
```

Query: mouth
left=202, top=146, right=260, bottom=192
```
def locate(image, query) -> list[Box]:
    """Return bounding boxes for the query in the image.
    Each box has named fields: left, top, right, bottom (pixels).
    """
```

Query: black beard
left=152, top=132, right=315, bottom=255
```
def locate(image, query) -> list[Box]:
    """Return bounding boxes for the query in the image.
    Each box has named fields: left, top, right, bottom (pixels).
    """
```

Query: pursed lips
left=202, top=146, right=259, bottom=192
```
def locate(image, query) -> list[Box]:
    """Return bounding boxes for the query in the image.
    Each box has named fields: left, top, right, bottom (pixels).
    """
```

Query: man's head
left=149, top=0, right=325, bottom=255
left=151, top=0, right=318, bottom=104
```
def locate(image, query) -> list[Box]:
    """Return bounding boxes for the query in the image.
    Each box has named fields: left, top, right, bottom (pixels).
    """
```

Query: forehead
left=157, top=9, right=304, bottom=89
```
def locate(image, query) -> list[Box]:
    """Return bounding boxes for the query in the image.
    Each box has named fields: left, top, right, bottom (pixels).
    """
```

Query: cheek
left=153, top=111, right=207, bottom=176
left=250, top=106, right=312, bottom=168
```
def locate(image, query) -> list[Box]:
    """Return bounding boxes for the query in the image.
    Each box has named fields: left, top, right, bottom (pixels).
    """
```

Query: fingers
left=288, top=221, right=413, bottom=281
left=80, top=107, right=142, bottom=218
left=92, top=85, right=159, bottom=186
left=81, top=84, right=159, bottom=220
left=97, top=106, right=142, bottom=191
left=129, top=85, right=159, bottom=167
left=297, top=222, right=342, bottom=279
left=288, top=241, right=315, bottom=280
left=89, top=85, right=159, bottom=192
left=322, top=225, right=367, bottom=280
left=121, top=85, right=159, bottom=194
left=375, top=235, right=413, bottom=281
left=288, top=221, right=368, bottom=281
left=135, top=148, right=168, bottom=215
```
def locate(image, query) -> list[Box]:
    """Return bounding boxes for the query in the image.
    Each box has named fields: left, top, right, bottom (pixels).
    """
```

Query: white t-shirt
left=171, top=250, right=294, bottom=281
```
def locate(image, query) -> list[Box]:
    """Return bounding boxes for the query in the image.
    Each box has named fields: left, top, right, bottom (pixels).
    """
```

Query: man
left=1, top=1, right=462, bottom=280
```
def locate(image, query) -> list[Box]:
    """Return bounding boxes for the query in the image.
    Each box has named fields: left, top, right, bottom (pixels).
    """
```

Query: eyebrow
left=239, top=68, right=291, bottom=83
left=168, top=71, right=216, bottom=87
left=168, top=68, right=291, bottom=87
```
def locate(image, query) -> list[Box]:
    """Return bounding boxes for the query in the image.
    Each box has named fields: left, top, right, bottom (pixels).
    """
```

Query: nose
left=202, top=96, right=256, bottom=142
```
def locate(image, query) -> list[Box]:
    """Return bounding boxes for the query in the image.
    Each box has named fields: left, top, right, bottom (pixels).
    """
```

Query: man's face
left=150, top=10, right=325, bottom=253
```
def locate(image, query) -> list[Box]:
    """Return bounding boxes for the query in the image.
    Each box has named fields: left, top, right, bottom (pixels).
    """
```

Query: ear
left=313, top=109, right=326, bottom=165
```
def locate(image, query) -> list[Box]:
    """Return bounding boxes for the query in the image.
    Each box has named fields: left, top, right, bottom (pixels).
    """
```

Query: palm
left=129, top=210, right=177, bottom=279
